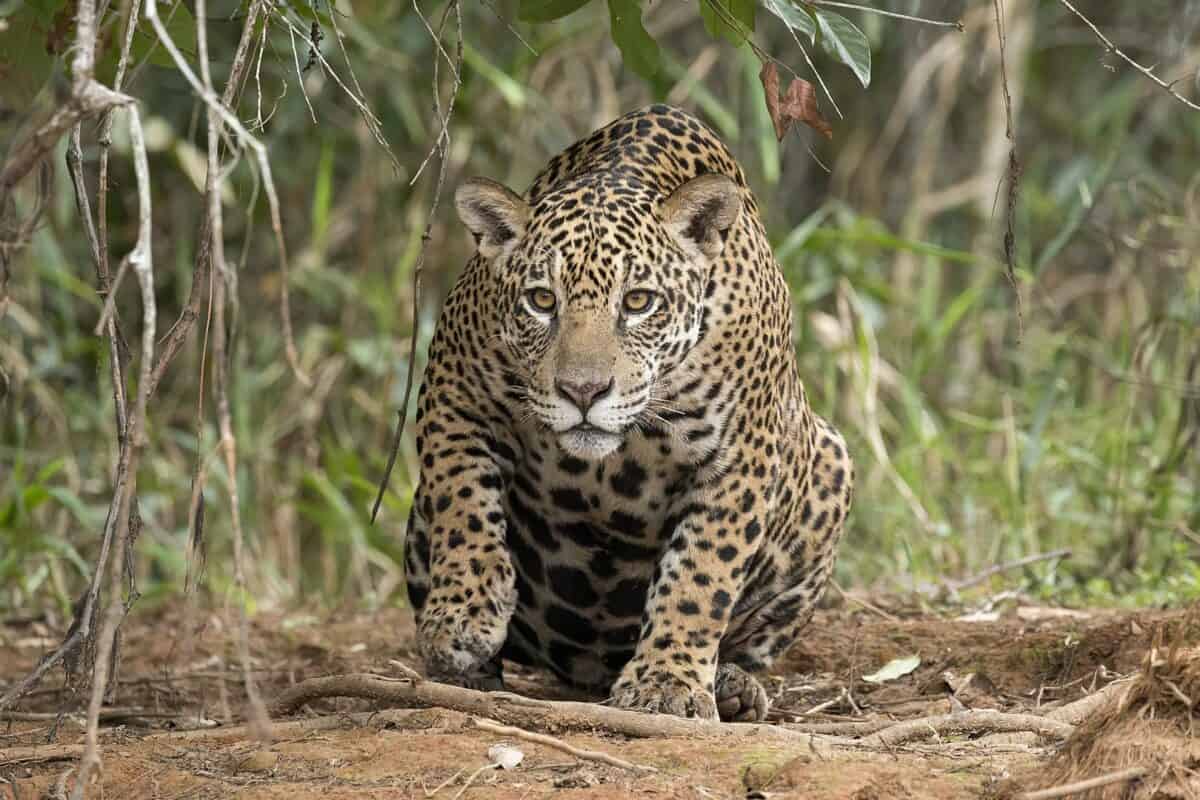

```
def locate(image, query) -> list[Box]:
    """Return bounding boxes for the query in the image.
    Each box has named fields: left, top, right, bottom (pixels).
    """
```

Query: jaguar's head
left=455, top=171, right=741, bottom=460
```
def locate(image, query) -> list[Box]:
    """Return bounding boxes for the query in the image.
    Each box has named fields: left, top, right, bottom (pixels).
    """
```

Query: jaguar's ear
left=661, top=174, right=741, bottom=261
left=455, top=178, right=530, bottom=261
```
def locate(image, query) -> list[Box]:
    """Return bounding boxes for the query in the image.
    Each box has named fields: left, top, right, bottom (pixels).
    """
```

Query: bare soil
left=0, top=600, right=1187, bottom=799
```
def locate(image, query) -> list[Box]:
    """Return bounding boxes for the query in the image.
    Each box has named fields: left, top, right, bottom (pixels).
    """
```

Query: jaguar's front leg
left=609, top=453, right=770, bottom=720
left=406, top=423, right=516, bottom=689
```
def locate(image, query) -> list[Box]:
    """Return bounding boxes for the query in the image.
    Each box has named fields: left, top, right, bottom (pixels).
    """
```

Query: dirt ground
left=0, top=598, right=1189, bottom=799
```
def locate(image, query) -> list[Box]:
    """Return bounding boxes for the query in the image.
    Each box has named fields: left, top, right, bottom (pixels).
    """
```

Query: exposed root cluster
left=1016, top=626, right=1200, bottom=800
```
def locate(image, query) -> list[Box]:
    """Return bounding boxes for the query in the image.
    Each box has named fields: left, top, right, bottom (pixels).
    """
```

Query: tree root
left=267, top=673, right=852, bottom=751
left=859, top=709, right=1074, bottom=747
left=266, top=672, right=1080, bottom=754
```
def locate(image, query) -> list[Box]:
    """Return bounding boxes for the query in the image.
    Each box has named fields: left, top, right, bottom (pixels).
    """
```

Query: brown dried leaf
left=759, top=62, right=785, bottom=140
left=782, top=76, right=832, bottom=140
left=759, top=61, right=833, bottom=141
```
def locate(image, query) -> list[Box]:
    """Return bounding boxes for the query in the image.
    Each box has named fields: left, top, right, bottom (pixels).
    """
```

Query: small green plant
left=0, top=457, right=95, bottom=613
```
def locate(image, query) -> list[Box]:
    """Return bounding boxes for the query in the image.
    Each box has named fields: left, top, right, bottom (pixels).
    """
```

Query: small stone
left=487, top=744, right=524, bottom=769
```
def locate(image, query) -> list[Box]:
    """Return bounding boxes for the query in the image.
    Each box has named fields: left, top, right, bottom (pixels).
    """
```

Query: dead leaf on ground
left=759, top=62, right=833, bottom=141
left=862, top=655, right=921, bottom=684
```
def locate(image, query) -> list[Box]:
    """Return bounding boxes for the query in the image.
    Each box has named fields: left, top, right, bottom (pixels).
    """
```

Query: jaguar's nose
left=556, top=377, right=614, bottom=412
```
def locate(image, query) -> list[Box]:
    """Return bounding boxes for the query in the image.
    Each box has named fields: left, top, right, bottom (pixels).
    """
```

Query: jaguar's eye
left=526, top=288, right=557, bottom=314
left=622, top=290, right=656, bottom=314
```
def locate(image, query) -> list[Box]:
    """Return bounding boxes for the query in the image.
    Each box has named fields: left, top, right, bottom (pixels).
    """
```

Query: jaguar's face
left=455, top=173, right=742, bottom=459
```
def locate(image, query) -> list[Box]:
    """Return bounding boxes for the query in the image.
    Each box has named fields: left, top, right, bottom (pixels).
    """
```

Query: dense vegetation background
left=2, top=0, right=1198, bottom=621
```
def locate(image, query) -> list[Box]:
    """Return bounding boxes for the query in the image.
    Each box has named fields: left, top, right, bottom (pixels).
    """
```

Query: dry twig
left=992, top=0, right=1023, bottom=340
left=268, top=672, right=847, bottom=748
left=943, top=548, right=1072, bottom=595
left=371, top=0, right=464, bottom=523
left=0, top=0, right=136, bottom=718
left=143, top=0, right=309, bottom=388
left=452, top=763, right=498, bottom=800
left=72, top=97, right=157, bottom=800
left=1020, top=766, right=1148, bottom=800
left=0, top=707, right=206, bottom=725
left=148, top=0, right=265, bottom=398
left=266, top=672, right=1081, bottom=753
left=194, top=0, right=272, bottom=743
left=1056, top=0, right=1200, bottom=112
left=472, top=718, right=656, bottom=773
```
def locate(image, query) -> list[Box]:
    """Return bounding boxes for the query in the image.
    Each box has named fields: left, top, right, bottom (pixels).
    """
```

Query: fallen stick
left=472, top=718, right=656, bottom=773
left=149, top=711, right=368, bottom=741
left=452, top=763, right=498, bottom=800
left=0, top=744, right=85, bottom=767
left=1, top=707, right=214, bottom=727
left=269, top=673, right=1088, bottom=751
left=1020, top=765, right=1148, bottom=800
left=778, top=718, right=899, bottom=736
left=267, top=673, right=853, bottom=751
left=859, top=709, right=1075, bottom=747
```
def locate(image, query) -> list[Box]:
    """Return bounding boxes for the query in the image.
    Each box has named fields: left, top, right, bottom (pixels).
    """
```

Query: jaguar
left=403, top=104, right=853, bottom=722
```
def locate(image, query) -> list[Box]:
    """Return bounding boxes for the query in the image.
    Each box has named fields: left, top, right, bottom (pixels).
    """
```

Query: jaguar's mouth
left=558, top=423, right=624, bottom=459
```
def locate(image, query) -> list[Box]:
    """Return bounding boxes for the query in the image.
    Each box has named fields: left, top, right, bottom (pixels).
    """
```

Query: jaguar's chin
left=557, top=424, right=624, bottom=460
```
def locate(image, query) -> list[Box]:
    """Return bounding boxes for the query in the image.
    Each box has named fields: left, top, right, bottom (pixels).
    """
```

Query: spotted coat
left=404, top=105, right=853, bottom=721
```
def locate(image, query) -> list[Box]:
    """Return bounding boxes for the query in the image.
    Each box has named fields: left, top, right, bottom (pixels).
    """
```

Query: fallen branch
left=1021, top=766, right=1148, bottom=800
left=859, top=708, right=1074, bottom=747
left=945, top=548, right=1071, bottom=595
left=267, top=673, right=852, bottom=750
left=452, top=763, right=498, bottom=799
left=472, top=718, right=656, bottom=773
left=0, top=708, right=214, bottom=728
left=149, top=711, right=371, bottom=741
left=0, top=744, right=84, bottom=767
left=777, top=718, right=899, bottom=736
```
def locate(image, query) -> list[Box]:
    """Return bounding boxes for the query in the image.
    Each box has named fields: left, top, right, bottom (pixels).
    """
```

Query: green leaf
left=700, top=0, right=755, bottom=46
left=607, top=0, right=660, bottom=80
left=463, top=42, right=529, bottom=109
left=312, top=141, right=334, bottom=252
left=35, top=457, right=65, bottom=485
left=814, top=9, right=870, bottom=87
left=759, top=0, right=814, bottom=43
left=519, top=0, right=592, bottom=22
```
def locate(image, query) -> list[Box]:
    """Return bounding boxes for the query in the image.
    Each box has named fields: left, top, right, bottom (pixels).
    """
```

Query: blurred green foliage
left=1, top=0, right=1198, bottom=615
